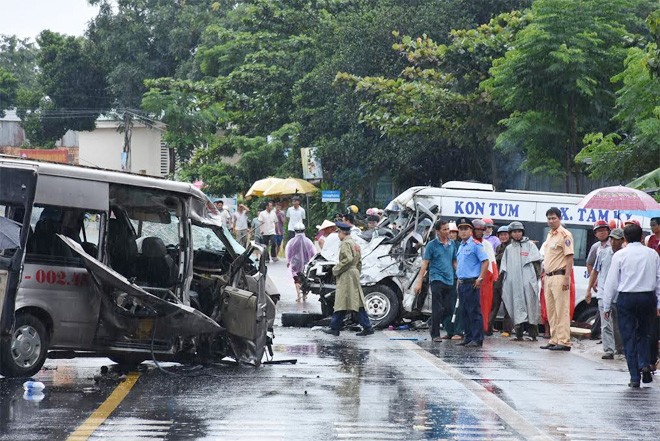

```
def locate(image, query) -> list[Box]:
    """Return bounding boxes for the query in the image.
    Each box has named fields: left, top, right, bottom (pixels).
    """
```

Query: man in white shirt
left=215, top=199, right=232, bottom=229
left=602, top=224, right=660, bottom=387
left=258, top=201, right=279, bottom=262
left=286, top=196, right=306, bottom=240
left=232, top=204, right=250, bottom=247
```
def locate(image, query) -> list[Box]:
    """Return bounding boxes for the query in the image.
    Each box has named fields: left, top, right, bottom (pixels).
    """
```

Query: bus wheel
left=364, top=285, right=399, bottom=329
left=0, top=313, right=49, bottom=378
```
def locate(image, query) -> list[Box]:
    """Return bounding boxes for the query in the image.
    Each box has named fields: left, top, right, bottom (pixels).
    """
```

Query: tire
left=575, top=304, right=600, bottom=339
left=108, top=354, right=146, bottom=366
left=363, top=284, right=399, bottom=329
left=0, top=313, right=49, bottom=378
left=281, top=312, right=325, bottom=327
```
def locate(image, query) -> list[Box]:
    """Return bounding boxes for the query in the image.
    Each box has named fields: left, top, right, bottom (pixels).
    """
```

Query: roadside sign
left=322, top=190, right=340, bottom=203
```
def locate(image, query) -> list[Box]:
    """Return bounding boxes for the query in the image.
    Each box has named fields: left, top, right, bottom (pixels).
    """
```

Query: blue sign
left=322, top=190, right=341, bottom=203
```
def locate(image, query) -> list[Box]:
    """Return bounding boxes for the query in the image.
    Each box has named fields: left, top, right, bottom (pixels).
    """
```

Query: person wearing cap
left=540, top=207, right=574, bottom=351
left=286, top=196, right=306, bottom=240
left=448, top=222, right=459, bottom=242
left=472, top=219, right=499, bottom=334
left=323, top=222, right=374, bottom=336
left=586, top=220, right=611, bottom=277
left=501, top=221, right=542, bottom=341
left=490, top=226, right=513, bottom=336
left=454, top=217, right=489, bottom=347
left=587, top=228, right=625, bottom=359
left=361, top=214, right=382, bottom=242
left=414, top=220, right=458, bottom=342
left=481, top=218, right=501, bottom=250
left=602, top=224, right=660, bottom=387
left=285, top=222, right=317, bottom=302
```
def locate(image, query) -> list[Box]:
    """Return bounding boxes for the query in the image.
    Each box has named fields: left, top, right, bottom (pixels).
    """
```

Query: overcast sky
left=0, top=0, right=100, bottom=41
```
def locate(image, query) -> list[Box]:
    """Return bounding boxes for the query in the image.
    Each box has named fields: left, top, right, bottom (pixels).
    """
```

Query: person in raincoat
left=323, top=222, right=374, bottom=336
left=501, top=221, right=542, bottom=341
left=285, top=222, right=317, bottom=302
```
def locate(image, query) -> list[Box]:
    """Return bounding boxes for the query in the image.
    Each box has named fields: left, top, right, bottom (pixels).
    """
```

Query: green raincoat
left=332, top=236, right=366, bottom=312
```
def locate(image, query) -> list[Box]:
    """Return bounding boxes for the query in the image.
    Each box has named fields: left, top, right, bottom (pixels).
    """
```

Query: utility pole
left=122, top=111, right=133, bottom=171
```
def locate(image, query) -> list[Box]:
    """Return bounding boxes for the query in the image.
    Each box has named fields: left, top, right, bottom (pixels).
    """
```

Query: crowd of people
left=216, top=194, right=659, bottom=387
left=411, top=210, right=660, bottom=387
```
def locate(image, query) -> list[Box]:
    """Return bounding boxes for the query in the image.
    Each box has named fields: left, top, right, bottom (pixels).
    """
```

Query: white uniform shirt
left=602, top=242, right=660, bottom=312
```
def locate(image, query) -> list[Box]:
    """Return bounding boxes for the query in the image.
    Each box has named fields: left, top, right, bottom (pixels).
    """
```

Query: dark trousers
left=330, top=309, right=372, bottom=331
left=616, top=291, right=656, bottom=382
left=650, top=316, right=659, bottom=365
left=458, top=282, right=484, bottom=344
left=260, top=234, right=277, bottom=259
left=430, top=281, right=455, bottom=338
left=489, top=281, right=512, bottom=333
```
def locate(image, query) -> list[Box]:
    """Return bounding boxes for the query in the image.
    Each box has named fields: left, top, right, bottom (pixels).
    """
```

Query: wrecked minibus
left=0, top=158, right=277, bottom=377
left=302, top=182, right=648, bottom=329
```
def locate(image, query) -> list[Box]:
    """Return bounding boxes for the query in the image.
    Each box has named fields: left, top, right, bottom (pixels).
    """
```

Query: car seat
left=107, top=218, right=138, bottom=278
left=135, top=236, right=177, bottom=288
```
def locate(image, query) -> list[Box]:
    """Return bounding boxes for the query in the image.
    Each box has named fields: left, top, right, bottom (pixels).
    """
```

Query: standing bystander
left=258, top=201, right=279, bottom=262
left=587, top=228, right=625, bottom=359
left=323, top=222, right=374, bottom=336
left=455, top=217, right=489, bottom=348
left=414, top=220, right=458, bottom=342
left=501, top=221, right=542, bottom=341
left=482, top=218, right=501, bottom=250
left=285, top=222, right=316, bottom=302
left=491, top=226, right=513, bottom=336
left=540, top=207, right=574, bottom=351
left=602, top=224, right=660, bottom=387
left=472, top=219, right=498, bottom=333
left=275, top=202, right=286, bottom=255
left=286, top=196, right=306, bottom=240
left=232, top=204, right=250, bottom=247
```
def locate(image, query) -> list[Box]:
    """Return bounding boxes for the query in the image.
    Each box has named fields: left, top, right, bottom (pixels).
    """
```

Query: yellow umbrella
left=262, top=177, right=318, bottom=196
left=246, top=177, right=283, bottom=198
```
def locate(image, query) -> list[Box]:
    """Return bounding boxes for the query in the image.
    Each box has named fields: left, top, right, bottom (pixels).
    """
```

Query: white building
left=0, top=110, right=170, bottom=177
left=78, top=118, right=169, bottom=177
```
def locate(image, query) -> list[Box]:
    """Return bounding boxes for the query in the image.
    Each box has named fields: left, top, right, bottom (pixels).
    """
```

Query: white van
left=391, top=182, right=649, bottom=323
left=0, top=158, right=277, bottom=377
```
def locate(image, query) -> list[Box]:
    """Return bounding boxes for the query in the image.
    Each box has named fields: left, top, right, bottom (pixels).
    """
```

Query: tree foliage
left=577, top=9, right=660, bottom=181
left=483, top=0, right=656, bottom=192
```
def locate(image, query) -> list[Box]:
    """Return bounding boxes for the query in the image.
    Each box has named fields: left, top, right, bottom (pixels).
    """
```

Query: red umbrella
left=577, top=185, right=660, bottom=211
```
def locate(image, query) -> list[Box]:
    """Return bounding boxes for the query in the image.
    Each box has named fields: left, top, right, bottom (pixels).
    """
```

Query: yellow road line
left=66, top=372, right=140, bottom=441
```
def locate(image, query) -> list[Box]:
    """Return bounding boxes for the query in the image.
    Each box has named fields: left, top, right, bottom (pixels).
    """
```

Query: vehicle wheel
left=575, top=304, right=600, bottom=338
left=281, top=312, right=325, bottom=327
left=0, top=313, right=49, bottom=378
left=363, top=285, right=399, bottom=329
left=108, top=354, right=146, bottom=366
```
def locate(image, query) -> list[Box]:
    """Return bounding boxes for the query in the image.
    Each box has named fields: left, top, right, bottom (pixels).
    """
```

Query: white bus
left=389, top=182, right=649, bottom=325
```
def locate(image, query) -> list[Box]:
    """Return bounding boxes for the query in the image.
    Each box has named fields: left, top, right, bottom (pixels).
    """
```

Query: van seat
left=136, top=237, right=177, bottom=288
left=108, top=218, right=138, bottom=278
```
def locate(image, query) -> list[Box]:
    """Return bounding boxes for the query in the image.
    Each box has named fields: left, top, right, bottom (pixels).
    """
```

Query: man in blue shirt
left=415, top=220, right=457, bottom=342
left=455, top=217, right=490, bottom=347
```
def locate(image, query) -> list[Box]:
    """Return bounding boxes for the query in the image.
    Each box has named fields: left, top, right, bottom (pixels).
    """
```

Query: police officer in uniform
left=454, top=217, right=489, bottom=347
left=540, top=207, right=574, bottom=351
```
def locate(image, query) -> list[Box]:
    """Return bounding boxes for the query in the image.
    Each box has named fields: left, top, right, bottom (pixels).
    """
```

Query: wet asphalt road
left=1, top=260, right=659, bottom=440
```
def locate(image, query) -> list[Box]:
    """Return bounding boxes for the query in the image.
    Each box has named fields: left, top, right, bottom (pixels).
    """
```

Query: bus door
left=0, top=165, right=38, bottom=339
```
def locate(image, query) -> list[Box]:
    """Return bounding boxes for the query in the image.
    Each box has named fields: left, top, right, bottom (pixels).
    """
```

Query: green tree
left=577, top=9, right=660, bottom=181
left=0, top=68, right=18, bottom=117
left=17, top=31, right=111, bottom=146
left=484, top=0, right=655, bottom=192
